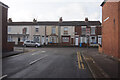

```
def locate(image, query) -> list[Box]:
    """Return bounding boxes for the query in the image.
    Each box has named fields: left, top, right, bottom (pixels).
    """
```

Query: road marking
left=79, top=54, right=83, bottom=62
left=29, top=55, right=47, bottom=65
left=77, top=51, right=85, bottom=69
left=32, top=52, right=40, bottom=55
left=77, top=52, right=81, bottom=69
left=0, top=75, right=7, bottom=80
left=81, top=63, right=85, bottom=69
left=41, top=51, right=46, bottom=53
left=32, top=51, right=46, bottom=55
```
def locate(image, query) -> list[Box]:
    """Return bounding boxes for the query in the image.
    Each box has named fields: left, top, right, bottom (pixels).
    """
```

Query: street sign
left=86, top=28, right=90, bottom=36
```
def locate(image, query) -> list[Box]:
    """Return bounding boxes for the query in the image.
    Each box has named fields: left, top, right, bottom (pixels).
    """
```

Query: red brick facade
left=101, top=1, right=120, bottom=58
left=75, top=25, right=101, bottom=46
left=2, top=5, right=8, bottom=52
left=1, top=2, right=14, bottom=52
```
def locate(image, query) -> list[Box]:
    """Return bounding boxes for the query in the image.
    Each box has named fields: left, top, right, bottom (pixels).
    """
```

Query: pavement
left=1, top=47, right=120, bottom=79
left=82, top=48, right=120, bottom=79
left=2, top=47, right=29, bottom=58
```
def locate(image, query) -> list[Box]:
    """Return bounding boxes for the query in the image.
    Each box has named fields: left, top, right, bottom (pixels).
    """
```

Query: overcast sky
left=1, top=0, right=104, bottom=22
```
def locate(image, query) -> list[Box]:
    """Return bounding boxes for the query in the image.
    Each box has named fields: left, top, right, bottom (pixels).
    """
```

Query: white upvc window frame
left=81, top=26, right=86, bottom=35
left=90, top=26, right=96, bottom=35
left=90, top=36, right=96, bottom=44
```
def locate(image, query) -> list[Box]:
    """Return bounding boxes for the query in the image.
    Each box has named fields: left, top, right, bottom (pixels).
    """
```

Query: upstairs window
left=81, top=26, right=86, bottom=35
left=52, top=27, right=56, bottom=34
left=35, top=28, right=39, bottom=32
left=91, top=26, right=96, bottom=35
left=23, top=27, right=27, bottom=34
left=8, top=27, right=11, bottom=32
left=64, top=27, right=68, bottom=35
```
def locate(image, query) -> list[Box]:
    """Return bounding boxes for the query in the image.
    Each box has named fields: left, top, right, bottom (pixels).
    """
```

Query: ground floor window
left=34, top=36, right=40, bottom=43
left=80, top=37, right=87, bottom=43
left=90, top=36, right=96, bottom=44
left=8, top=35, right=12, bottom=42
left=62, top=37, right=69, bottom=42
left=50, top=36, right=57, bottom=43
left=22, top=36, right=28, bottom=42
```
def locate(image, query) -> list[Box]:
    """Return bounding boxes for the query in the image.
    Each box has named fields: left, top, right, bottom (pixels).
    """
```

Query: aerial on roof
left=8, top=21, right=101, bottom=26
left=0, top=1, right=9, bottom=8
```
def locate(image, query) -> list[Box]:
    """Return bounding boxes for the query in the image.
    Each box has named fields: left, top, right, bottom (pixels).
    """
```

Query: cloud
left=0, top=0, right=103, bottom=22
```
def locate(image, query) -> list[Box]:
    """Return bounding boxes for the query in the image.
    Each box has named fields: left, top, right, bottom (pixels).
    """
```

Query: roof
left=0, top=1, right=9, bottom=8
left=8, top=21, right=101, bottom=26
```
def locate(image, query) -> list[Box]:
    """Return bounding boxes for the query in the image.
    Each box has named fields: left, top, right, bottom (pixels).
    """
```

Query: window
left=90, top=36, right=96, bottom=44
left=22, top=36, right=28, bottom=41
left=80, top=37, right=87, bottom=43
left=8, top=27, right=11, bottom=32
left=81, top=26, right=86, bottom=35
left=35, top=28, right=39, bottom=32
left=91, top=26, right=96, bottom=35
left=8, top=35, right=12, bottom=42
left=34, top=36, right=40, bottom=42
left=64, top=27, right=68, bottom=35
left=62, top=37, right=69, bottom=42
left=52, top=27, right=56, bottom=34
left=23, top=27, right=27, bottom=34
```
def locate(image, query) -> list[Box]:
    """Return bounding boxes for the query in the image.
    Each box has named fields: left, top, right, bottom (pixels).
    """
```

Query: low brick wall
left=98, top=45, right=102, bottom=53
left=6, top=42, right=15, bottom=52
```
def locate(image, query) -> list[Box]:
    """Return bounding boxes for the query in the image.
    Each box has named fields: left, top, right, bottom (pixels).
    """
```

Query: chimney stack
left=59, top=17, right=63, bottom=23
left=8, top=18, right=12, bottom=23
left=85, top=17, right=88, bottom=22
left=33, top=18, right=37, bottom=23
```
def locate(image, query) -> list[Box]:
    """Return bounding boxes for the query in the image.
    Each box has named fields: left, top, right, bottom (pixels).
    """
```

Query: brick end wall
left=102, top=2, right=120, bottom=58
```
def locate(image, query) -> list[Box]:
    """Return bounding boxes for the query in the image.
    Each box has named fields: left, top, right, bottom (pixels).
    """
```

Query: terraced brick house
left=8, top=18, right=101, bottom=46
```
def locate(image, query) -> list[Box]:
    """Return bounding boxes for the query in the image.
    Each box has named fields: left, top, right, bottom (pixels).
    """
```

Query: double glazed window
left=80, top=37, right=87, bottom=43
left=81, top=26, right=86, bottom=35
left=91, top=26, right=96, bottom=35
left=90, top=36, right=96, bottom=44
left=8, top=35, right=12, bottom=42
left=8, top=27, right=11, bottom=32
left=52, top=27, right=56, bottom=34
left=64, top=27, right=68, bottom=35
left=35, top=28, right=39, bottom=32
left=62, top=37, right=69, bottom=42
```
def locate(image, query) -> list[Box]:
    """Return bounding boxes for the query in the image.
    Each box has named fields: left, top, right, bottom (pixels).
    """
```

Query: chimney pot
left=8, top=18, right=12, bottom=23
left=59, top=17, right=63, bottom=23
left=33, top=18, right=37, bottom=23
left=85, top=17, right=88, bottom=22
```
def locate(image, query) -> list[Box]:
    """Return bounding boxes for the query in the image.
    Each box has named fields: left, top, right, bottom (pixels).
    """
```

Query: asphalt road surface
left=3, top=47, right=94, bottom=79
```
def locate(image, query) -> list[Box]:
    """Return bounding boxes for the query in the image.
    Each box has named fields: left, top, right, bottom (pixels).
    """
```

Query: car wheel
left=24, top=44, right=27, bottom=47
left=35, top=45, right=38, bottom=48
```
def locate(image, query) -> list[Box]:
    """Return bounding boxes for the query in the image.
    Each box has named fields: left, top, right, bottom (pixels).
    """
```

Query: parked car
left=23, top=40, right=41, bottom=47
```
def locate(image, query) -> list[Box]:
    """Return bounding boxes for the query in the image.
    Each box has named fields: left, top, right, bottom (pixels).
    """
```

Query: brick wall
left=118, top=2, right=120, bottom=58
left=102, top=1, right=120, bottom=58
left=2, top=7, right=8, bottom=52
left=75, top=26, right=82, bottom=35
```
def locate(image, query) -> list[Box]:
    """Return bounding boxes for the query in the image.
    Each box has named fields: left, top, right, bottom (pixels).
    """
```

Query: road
left=3, top=47, right=94, bottom=79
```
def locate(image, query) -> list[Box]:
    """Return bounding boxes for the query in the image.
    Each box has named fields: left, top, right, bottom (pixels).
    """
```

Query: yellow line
left=77, top=52, right=81, bottom=69
left=79, top=52, right=85, bottom=69
left=79, top=54, right=83, bottom=62
left=81, top=63, right=85, bottom=69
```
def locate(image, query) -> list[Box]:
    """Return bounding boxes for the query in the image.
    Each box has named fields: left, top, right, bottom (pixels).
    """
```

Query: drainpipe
left=58, top=17, right=62, bottom=45
left=45, top=26, right=46, bottom=45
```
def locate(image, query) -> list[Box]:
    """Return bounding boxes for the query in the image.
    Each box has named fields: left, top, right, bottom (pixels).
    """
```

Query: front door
left=75, top=38, right=79, bottom=46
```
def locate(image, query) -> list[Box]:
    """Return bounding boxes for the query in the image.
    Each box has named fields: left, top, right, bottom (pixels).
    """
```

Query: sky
left=1, top=0, right=104, bottom=22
